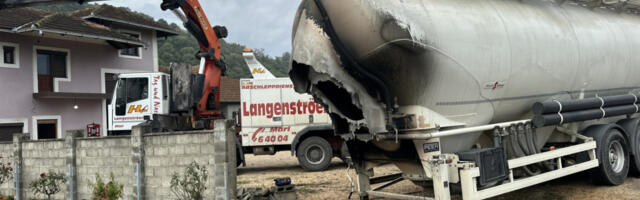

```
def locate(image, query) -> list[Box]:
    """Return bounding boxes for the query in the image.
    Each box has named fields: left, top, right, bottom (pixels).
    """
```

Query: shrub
left=0, top=195, right=14, bottom=200
left=30, top=171, right=66, bottom=200
left=0, top=156, right=13, bottom=186
left=170, top=161, right=208, bottom=200
left=90, top=173, right=123, bottom=200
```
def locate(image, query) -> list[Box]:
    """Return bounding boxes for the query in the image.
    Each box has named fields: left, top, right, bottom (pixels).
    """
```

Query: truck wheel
left=587, top=127, right=630, bottom=185
left=297, top=136, right=332, bottom=171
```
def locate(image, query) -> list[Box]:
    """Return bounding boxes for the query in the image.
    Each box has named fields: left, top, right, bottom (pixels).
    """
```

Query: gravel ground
left=237, top=152, right=640, bottom=200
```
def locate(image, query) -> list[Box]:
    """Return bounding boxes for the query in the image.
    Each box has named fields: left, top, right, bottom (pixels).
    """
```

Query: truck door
left=111, top=76, right=152, bottom=131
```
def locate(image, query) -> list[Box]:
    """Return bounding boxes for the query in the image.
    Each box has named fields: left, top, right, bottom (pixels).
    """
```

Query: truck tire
left=236, top=147, right=242, bottom=167
left=586, top=127, right=630, bottom=185
left=297, top=136, right=332, bottom=171
left=631, top=125, right=640, bottom=177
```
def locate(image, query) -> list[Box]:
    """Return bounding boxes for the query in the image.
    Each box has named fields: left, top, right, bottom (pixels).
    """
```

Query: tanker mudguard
left=456, top=147, right=509, bottom=186
left=290, top=124, right=333, bottom=155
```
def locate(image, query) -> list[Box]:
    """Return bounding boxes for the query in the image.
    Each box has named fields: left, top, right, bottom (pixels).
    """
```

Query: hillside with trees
left=35, top=3, right=291, bottom=79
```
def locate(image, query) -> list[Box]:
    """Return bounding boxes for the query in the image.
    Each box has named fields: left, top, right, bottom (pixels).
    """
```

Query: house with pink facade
left=0, top=5, right=178, bottom=141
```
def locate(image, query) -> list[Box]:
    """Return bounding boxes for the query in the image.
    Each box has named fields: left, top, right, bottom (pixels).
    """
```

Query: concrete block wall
left=0, top=142, right=13, bottom=196
left=21, top=139, right=67, bottom=200
left=0, top=119, right=236, bottom=200
left=76, top=137, right=132, bottom=200
left=143, top=132, right=215, bottom=199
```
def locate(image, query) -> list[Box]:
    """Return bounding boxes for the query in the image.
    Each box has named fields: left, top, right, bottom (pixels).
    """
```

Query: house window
left=0, top=42, right=19, bottom=68
left=119, top=31, right=142, bottom=59
left=37, top=50, right=68, bottom=92
left=37, top=119, right=57, bottom=139
left=4, top=46, right=15, bottom=64
left=32, top=116, right=61, bottom=140
left=0, top=119, right=26, bottom=142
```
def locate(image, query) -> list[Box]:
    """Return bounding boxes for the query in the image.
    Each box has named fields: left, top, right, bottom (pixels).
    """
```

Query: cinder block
left=185, top=145, right=200, bottom=154
left=171, top=145, right=185, bottom=155
left=201, top=145, right=214, bottom=154
left=156, top=147, right=168, bottom=156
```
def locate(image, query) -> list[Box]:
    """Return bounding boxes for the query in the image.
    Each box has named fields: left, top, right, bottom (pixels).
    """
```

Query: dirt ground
left=237, top=152, right=640, bottom=200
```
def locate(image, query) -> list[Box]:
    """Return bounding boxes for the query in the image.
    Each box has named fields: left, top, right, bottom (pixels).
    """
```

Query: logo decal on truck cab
left=252, top=68, right=265, bottom=74
left=127, top=105, right=148, bottom=114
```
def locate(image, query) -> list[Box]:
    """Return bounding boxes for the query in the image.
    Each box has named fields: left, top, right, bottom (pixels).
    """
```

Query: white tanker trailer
left=289, top=0, right=640, bottom=199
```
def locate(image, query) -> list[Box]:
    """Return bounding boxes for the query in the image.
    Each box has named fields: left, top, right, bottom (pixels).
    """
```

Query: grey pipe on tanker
left=533, top=104, right=640, bottom=127
left=532, top=93, right=639, bottom=115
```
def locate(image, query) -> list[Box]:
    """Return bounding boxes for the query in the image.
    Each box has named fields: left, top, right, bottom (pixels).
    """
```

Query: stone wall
left=76, top=136, right=132, bottom=200
left=0, top=142, right=13, bottom=197
left=143, top=132, right=216, bottom=199
left=22, top=139, right=67, bottom=200
left=1, top=120, right=235, bottom=200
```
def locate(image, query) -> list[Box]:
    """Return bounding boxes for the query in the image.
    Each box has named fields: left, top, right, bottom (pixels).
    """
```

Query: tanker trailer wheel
left=585, top=126, right=630, bottom=185
left=297, top=136, right=332, bottom=171
left=617, top=118, right=640, bottom=177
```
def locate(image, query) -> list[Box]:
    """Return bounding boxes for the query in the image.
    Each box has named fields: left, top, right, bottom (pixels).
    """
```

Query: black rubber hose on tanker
left=516, top=124, right=531, bottom=155
left=507, top=126, right=540, bottom=176
left=524, top=123, right=539, bottom=154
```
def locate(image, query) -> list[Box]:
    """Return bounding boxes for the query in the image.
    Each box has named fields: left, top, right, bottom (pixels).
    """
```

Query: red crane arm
left=162, top=0, right=228, bottom=120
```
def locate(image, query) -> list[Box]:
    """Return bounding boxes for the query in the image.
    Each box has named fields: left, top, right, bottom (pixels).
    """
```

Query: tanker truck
left=289, top=0, right=640, bottom=199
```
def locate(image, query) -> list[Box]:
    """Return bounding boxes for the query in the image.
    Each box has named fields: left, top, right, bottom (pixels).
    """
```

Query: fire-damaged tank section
left=290, top=0, right=640, bottom=147
left=290, top=0, right=640, bottom=195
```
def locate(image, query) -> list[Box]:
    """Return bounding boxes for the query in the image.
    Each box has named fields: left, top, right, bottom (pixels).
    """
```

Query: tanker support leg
left=353, top=157, right=372, bottom=200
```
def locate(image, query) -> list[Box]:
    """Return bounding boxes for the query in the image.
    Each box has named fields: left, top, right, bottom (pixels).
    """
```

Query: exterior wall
left=143, top=132, right=216, bottom=199
left=0, top=142, right=13, bottom=196
left=76, top=136, right=132, bottom=200
left=0, top=121, right=236, bottom=200
left=221, top=103, right=240, bottom=120
left=21, top=139, right=67, bottom=200
left=0, top=28, right=157, bottom=137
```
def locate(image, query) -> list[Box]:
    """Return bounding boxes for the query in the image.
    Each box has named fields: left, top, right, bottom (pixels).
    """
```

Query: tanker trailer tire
left=585, top=126, right=630, bottom=185
left=297, top=136, right=332, bottom=171
left=631, top=123, right=640, bottom=177
left=617, top=118, right=640, bottom=177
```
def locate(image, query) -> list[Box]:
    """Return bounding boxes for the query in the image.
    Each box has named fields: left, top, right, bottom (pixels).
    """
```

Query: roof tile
left=0, top=7, right=49, bottom=30
left=71, top=5, right=179, bottom=35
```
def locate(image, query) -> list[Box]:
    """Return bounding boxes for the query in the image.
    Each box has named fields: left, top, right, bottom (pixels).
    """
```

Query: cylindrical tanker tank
left=289, top=0, right=640, bottom=154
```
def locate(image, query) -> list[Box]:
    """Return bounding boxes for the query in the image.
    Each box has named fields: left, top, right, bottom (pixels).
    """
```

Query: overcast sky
left=102, top=0, right=302, bottom=57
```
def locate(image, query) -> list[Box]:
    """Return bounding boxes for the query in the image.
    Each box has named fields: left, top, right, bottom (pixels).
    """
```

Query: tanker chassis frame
left=349, top=119, right=599, bottom=200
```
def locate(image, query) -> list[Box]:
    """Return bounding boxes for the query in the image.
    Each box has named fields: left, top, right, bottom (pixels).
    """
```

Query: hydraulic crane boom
left=161, top=0, right=228, bottom=124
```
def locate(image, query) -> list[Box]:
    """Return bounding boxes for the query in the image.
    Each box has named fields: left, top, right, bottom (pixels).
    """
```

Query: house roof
left=14, top=13, right=144, bottom=48
left=220, top=76, right=240, bottom=103
left=0, top=5, right=178, bottom=49
left=72, top=5, right=180, bottom=37
left=0, top=7, right=50, bottom=30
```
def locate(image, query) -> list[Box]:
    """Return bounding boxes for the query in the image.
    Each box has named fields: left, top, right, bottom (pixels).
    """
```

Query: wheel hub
left=608, top=141, right=625, bottom=173
left=305, top=144, right=325, bottom=165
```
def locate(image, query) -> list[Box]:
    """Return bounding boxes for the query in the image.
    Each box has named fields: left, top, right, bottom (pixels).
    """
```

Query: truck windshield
left=115, top=77, right=149, bottom=116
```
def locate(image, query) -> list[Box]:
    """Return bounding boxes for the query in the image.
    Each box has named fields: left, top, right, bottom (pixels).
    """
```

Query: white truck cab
left=107, top=73, right=170, bottom=134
